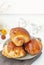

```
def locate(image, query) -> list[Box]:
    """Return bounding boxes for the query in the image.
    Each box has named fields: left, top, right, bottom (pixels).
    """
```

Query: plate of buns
left=2, top=27, right=42, bottom=60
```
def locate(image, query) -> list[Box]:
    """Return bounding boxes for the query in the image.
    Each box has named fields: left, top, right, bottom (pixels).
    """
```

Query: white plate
left=3, top=39, right=41, bottom=60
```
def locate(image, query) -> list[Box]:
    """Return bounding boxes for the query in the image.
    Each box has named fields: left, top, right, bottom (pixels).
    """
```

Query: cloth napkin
left=0, top=51, right=42, bottom=65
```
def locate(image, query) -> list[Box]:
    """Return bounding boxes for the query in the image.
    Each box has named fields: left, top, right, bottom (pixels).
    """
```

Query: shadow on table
left=0, top=51, right=42, bottom=65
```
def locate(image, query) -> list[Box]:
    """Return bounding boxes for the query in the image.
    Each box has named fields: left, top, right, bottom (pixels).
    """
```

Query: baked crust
left=2, top=44, right=26, bottom=58
left=10, top=27, right=30, bottom=46
left=25, top=38, right=42, bottom=55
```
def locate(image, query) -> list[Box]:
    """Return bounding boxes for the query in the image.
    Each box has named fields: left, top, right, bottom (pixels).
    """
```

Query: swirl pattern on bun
left=10, top=27, right=30, bottom=46
left=2, top=41, right=26, bottom=58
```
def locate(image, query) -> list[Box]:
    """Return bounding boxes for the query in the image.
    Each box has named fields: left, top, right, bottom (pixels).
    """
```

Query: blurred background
left=0, top=0, right=44, bottom=14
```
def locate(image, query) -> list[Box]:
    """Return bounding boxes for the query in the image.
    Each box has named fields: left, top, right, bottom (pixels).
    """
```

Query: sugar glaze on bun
left=25, top=38, right=42, bottom=55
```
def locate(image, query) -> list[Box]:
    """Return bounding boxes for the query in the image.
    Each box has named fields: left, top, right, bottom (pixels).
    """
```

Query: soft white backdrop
left=0, top=0, right=44, bottom=14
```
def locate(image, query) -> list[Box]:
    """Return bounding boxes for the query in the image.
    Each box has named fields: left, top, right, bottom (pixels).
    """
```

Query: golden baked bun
left=10, top=27, right=30, bottom=46
left=25, top=38, right=42, bottom=55
left=2, top=41, right=26, bottom=58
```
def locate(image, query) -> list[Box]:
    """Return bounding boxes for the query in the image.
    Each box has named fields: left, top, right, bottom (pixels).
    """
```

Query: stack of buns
left=2, top=27, right=42, bottom=58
